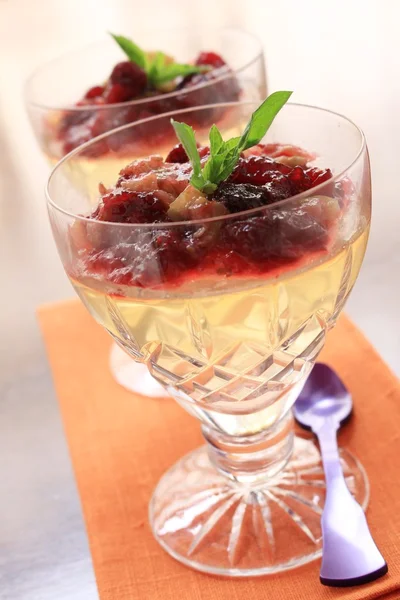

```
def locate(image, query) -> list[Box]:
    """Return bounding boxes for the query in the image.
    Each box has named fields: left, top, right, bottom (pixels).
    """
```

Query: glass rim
left=46, top=100, right=366, bottom=228
left=25, top=26, right=264, bottom=112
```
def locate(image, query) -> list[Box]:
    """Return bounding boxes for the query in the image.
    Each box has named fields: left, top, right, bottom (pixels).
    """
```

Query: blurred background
left=0, top=1, right=399, bottom=597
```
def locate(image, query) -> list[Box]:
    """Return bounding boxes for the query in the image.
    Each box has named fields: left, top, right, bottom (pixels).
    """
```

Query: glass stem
left=202, top=411, right=294, bottom=485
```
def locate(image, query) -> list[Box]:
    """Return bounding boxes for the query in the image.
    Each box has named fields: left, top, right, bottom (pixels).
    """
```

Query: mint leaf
left=202, top=152, right=225, bottom=185
left=152, top=63, right=203, bottom=86
left=110, top=33, right=204, bottom=88
left=147, top=51, right=166, bottom=82
left=110, top=33, right=147, bottom=70
left=209, top=125, right=224, bottom=155
left=170, top=120, right=207, bottom=191
left=238, top=91, right=292, bottom=152
left=171, top=91, right=292, bottom=194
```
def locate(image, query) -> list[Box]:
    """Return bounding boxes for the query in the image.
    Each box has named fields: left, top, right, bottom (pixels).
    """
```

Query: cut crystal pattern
left=150, top=438, right=369, bottom=575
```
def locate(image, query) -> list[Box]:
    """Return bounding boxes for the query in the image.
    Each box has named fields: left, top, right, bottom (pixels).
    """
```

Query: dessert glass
left=46, top=102, right=371, bottom=575
left=26, top=27, right=266, bottom=397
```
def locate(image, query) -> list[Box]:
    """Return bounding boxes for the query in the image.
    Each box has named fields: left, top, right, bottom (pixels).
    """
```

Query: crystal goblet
left=46, top=102, right=371, bottom=575
left=26, top=27, right=266, bottom=397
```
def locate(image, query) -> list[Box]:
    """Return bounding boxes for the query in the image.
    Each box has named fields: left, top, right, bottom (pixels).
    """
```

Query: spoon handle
left=316, top=421, right=387, bottom=587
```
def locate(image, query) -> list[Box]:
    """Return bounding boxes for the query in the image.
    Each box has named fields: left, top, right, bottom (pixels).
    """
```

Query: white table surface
left=1, top=0, right=399, bottom=598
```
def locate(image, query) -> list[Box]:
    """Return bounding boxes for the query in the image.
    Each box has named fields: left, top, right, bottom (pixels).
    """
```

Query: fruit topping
left=105, top=61, right=148, bottom=101
left=195, top=51, right=227, bottom=69
left=69, top=93, right=347, bottom=288
left=96, top=189, right=169, bottom=224
left=214, top=182, right=277, bottom=213
left=168, top=185, right=227, bottom=221
left=55, top=33, right=240, bottom=156
left=165, top=143, right=189, bottom=163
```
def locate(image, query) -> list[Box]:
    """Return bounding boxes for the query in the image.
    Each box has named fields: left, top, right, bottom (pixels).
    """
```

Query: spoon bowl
left=295, top=363, right=353, bottom=431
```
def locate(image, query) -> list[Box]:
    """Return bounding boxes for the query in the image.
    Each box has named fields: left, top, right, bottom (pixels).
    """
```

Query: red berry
left=96, top=190, right=169, bottom=223
left=165, top=144, right=210, bottom=163
left=305, top=167, right=333, bottom=187
left=229, top=156, right=291, bottom=185
left=165, top=143, right=189, bottom=163
left=103, top=83, right=132, bottom=103
left=135, top=229, right=197, bottom=286
left=195, top=51, right=226, bottom=68
left=84, top=85, right=105, bottom=100
left=108, top=61, right=147, bottom=99
left=288, top=166, right=312, bottom=194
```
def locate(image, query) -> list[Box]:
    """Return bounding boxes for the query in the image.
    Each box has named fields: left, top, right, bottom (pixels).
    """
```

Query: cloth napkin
left=37, top=299, right=400, bottom=600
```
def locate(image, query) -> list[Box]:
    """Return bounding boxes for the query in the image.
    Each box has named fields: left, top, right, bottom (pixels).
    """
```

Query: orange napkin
left=37, top=299, right=400, bottom=600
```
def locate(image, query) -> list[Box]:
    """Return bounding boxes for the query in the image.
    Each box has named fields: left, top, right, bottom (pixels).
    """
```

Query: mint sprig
left=110, top=34, right=148, bottom=70
left=110, top=33, right=205, bottom=88
left=171, top=91, right=293, bottom=194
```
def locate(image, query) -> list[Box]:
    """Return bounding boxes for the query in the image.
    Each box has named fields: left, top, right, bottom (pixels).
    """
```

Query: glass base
left=149, top=436, right=369, bottom=576
left=109, top=343, right=167, bottom=398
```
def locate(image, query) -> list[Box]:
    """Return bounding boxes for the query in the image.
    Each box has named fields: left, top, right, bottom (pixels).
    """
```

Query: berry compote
left=69, top=142, right=348, bottom=290
left=53, top=51, right=240, bottom=157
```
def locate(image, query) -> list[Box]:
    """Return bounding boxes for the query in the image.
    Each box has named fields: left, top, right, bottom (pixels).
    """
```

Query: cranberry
left=198, top=146, right=211, bottom=159
left=263, top=175, right=293, bottom=202
left=195, top=51, right=226, bottom=68
left=221, top=210, right=328, bottom=264
left=214, top=182, right=277, bottom=213
left=109, top=61, right=147, bottom=98
left=287, top=166, right=333, bottom=196
left=165, top=144, right=210, bottom=164
left=229, top=156, right=292, bottom=185
left=221, top=215, right=282, bottom=262
left=104, top=83, right=133, bottom=103
left=288, top=166, right=313, bottom=194
left=229, top=157, right=333, bottom=199
left=165, top=143, right=189, bottom=163
left=134, top=229, right=197, bottom=286
left=84, top=85, right=105, bottom=100
left=96, top=190, right=169, bottom=223
left=305, top=167, right=333, bottom=187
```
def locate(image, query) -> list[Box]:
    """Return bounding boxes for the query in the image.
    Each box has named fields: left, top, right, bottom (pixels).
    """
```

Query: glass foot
left=109, top=343, right=168, bottom=398
left=149, top=436, right=369, bottom=576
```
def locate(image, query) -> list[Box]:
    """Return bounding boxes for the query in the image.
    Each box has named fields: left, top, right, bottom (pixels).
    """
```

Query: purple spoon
left=294, top=363, right=388, bottom=587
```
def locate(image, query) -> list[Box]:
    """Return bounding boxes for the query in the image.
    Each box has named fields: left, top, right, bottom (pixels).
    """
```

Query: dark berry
left=195, top=51, right=226, bottom=68
left=96, top=190, right=169, bottom=223
left=165, top=143, right=189, bottom=163
left=165, top=144, right=210, bottom=163
left=214, top=182, right=275, bottom=213
left=221, top=215, right=282, bottom=262
left=221, top=210, right=328, bottom=264
left=109, top=61, right=147, bottom=98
